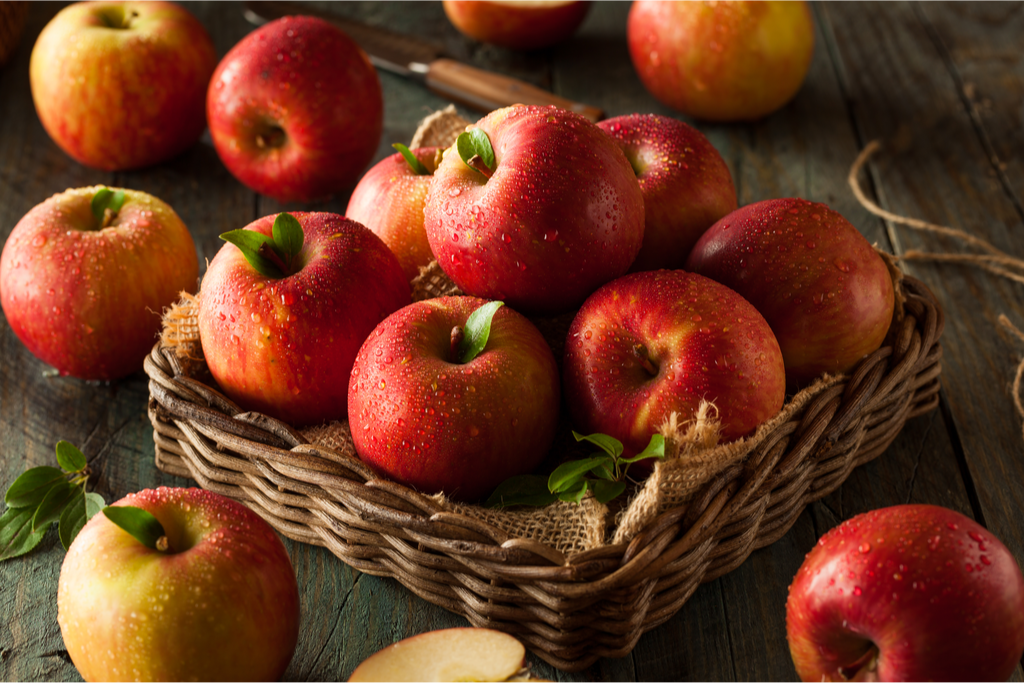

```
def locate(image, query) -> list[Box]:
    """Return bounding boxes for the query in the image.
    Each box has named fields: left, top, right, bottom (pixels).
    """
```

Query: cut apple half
left=348, top=627, right=530, bottom=682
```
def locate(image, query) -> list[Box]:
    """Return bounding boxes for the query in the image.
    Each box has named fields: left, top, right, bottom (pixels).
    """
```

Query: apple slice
left=348, top=627, right=529, bottom=682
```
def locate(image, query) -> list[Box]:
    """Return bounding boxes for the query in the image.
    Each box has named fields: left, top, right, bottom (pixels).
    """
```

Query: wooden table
left=3, top=2, right=1024, bottom=680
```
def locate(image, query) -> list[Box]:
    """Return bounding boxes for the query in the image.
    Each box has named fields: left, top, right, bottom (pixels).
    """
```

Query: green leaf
left=220, top=229, right=284, bottom=278
left=5, top=467, right=66, bottom=508
left=55, top=440, right=87, bottom=473
left=485, top=475, right=558, bottom=509
left=591, top=479, right=627, bottom=505
left=91, top=187, right=113, bottom=223
left=558, top=480, right=589, bottom=504
left=592, top=459, right=616, bottom=481
left=32, top=481, right=76, bottom=532
left=621, top=433, right=666, bottom=464
left=86, top=492, right=106, bottom=519
left=572, top=431, right=624, bottom=460
left=272, top=212, right=304, bottom=258
left=108, top=189, right=126, bottom=215
left=548, top=456, right=612, bottom=493
left=102, top=505, right=166, bottom=550
left=458, top=301, right=504, bottom=364
left=456, top=129, right=495, bottom=173
left=0, top=507, right=48, bottom=560
left=59, top=490, right=94, bottom=551
left=393, top=143, right=429, bottom=175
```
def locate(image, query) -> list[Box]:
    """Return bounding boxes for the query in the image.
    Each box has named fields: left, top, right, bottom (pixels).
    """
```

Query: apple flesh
left=348, top=296, right=560, bottom=502
left=786, top=504, right=1024, bottom=682
left=207, top=15, right=383, bottom=203
left=442, top=0, right=592, bottom=50
left=685, top=197, right=895, bottom=389
left=198, top=212, right=409, bottom=426
left=0, top=186, right=199, bottom=380
left=627, top=0, right=815, bottom=122
left=424, top=104, right=645, bottom=316
left=597, top=113, right=737, bottom=271
left=57, top=487, right=300, bottom=682
left=563, top=270, right=786, bottom=457
left=30, top=1, right=216, bottom=170
left=348, top=627, right=527, bottom=682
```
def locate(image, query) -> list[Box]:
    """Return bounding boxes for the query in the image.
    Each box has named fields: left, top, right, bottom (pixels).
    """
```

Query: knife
left=242, top=0, right=604, bottom=123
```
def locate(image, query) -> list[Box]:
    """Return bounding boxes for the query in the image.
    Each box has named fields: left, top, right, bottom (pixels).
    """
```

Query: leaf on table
left=32, top=481, right=76, bottom=532
left=5, top=466, right=66, bottom=509
left=0, top=507, right=48, bottom=560
left=55, top=440, right=87, bottom=473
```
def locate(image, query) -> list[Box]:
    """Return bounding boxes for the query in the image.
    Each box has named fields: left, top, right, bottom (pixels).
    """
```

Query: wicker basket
left=0, top=1, right=29, bottom=68
left=146, top=256, right=943, bottom=670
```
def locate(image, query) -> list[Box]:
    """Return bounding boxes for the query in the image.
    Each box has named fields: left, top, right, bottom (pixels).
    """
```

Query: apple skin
left=0, top=186, right=199, bottom=380
left=786, top=504, right=1024, bottom=682
left=627, top=0, right=815, bottom=122
left=346, top=146, right=442, bottom=282
left=30, top=1, right=216, bottom=171
left=424, top=104, right=645, bottom=316
left=563, top=269, right=786, bottom=457
left=685, top=198, right=895, bottom=389
left=198, top=212, right=410, bottom=426
left=57, top=487, right=300, bottom=682
left=442, top=0, right=592, bottom=51
left=348, top=296, right=560, bottom=502
left=207, top=15, right=383, bottom=203
left=597, top=113, right=737, bottom=272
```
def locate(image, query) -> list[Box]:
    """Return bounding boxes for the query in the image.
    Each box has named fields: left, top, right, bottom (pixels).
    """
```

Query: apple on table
left=442, top=0, right=592, bottom=50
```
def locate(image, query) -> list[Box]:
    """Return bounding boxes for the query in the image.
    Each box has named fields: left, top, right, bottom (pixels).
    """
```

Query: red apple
left=58, top=486, right=300, bottom=682
left=442, top=0, right=592, bottom=50
left=424, top=104, right=645, bottom=316
left=597, top=113, right=737, bottom=271
left=685, top=197, right=895, bottom=389
left=346, top=146, right=442, bottom=282
left=786, top=504, right=1024, bottom=682
left=348, top=296, right=560, bottom=502
left=207, top=15, right=383, bottom=203
left=198, top=211, right=409, bottom=426
left=627, top=0, right=815, bottom=122
left=30, top=1, right=216, bottom=171
left=0, top=186, right=199, bottom=380
left=563, top=269, right=785, bottom=457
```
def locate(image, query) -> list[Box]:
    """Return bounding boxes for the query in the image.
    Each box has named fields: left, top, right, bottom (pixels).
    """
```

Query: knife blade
left=243, top=0, right=604, bottom=122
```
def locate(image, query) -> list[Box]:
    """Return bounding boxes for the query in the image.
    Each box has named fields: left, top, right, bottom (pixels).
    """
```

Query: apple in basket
left=597, top=113, right=737, bottom=271
left=786, top=504, right=1024, bottom=682
left=198, top=212, right=409, bottom=426
left=346, top=144, right=443, bottom=282
left=30, top=1, right=216, bottom=170
left=442, top=0, right=592, bottom=50
left=424, top=104, right=645, bottom=316
left=0, top=186, right=199, bottom=380
left=563, top=269, right=786, bottom=459
left=348, top=296, right=560, bottom=502
left=685, top=197, right=895, bottom=389
left=627, top=0, right=815, bottom=122
left=207, top=15, right=383, bottom=203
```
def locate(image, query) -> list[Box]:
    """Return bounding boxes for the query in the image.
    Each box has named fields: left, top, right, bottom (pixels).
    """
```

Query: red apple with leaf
left=442, top=0, right=592, bottom=50
left=563, top=269, right=786, bottom=458
left=30, top=1, right=216, bottom=170
left=597, top=113, right=737, bottom=271
left=207, top=15, right=383, bottom=203
left=685, top=197, right=895, bottom=389
left=346, top=144, right=443, bottom=282
left=424, top=104, right=645, bottom=316
left=0, top=186, right=199, bottom=380
left=348, top=296, right=560, bottom=502
left=786, top=504, right=1024, bottom=682
left=198, top=211, right=409, bottom=426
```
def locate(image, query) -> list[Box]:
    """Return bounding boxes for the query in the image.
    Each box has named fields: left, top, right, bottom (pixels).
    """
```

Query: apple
left=684, top=197, right=895, bottom=389
left=348, top=296, right=560, bottom=502
left=30, top=1, right=216, bottom=171
left=57, top=486, right=300, bottom=682
left=0, top=186, right=199, bottom=380
left=424, top=104, right=645, bottom=316
left=198, top=211, right=409, bottom=426
left=207, top=15, right=384, bottom=203
left=442, top=0, right=592, bottom=51
left=786, top=504, right=1024, bottom=682
left=563, top=269, right=785, bottom=458
left=597, top=113, right=737, bottom=271
left=346, top=145, right=443, bottom=282
left=348, top=627, right=527, bottom=682
left=627, top=0, right=815, bottom=122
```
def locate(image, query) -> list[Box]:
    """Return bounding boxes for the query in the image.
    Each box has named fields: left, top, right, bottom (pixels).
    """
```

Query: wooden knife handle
left=425, top=58, right=604, bottom=123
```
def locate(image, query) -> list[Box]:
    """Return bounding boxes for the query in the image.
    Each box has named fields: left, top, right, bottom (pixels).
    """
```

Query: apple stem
left=99, top=208, right=116, bottom=230
left=450, top=326, right=465, bottom=363
left=258, top=242, right=290, bottom=276
left=155, top=536, right=170, bottom=553
left=256, top=127, right=286, bottom=150
left=633, top=343, right=659, bottom=377
left=465, top=154, right=494, bottom=179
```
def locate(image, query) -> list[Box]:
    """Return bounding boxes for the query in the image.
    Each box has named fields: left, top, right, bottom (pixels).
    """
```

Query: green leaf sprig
left=393, top=143, right=430, bottom=175
left=91, top=187, right=126, bottom=228
left=456, top=129, right=496, bottom=179
left=220, top=212, right=305, bottom=279
left=486, top=432, right=665, bottom=509
left=452, top=300, right=503, bottom=364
